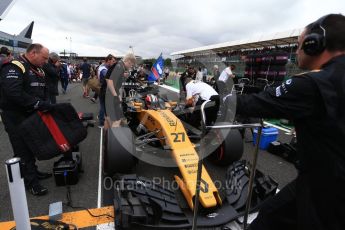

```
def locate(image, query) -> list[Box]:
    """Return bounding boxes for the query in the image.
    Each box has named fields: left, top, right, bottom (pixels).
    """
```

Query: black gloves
left=34, top=100, right=55, bottom=112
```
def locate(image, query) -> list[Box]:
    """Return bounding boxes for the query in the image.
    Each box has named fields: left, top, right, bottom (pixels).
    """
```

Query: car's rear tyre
left=104, top=127, right=136, bottom=175
left=208, top=129, right=244, bottom=166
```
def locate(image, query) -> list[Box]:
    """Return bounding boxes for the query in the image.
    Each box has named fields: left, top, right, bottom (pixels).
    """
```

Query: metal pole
left=243, top=120, right=263, bottom=230
left=5, top=157, right=31, bottom=230
left=191, top=101, right=210, bottom=230
left=191, top=153, right=203, bottom=230
left=198, top=100, right=264, bottom=230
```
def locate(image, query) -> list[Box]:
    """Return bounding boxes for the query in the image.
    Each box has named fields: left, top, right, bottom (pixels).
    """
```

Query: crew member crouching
left=184, top=78, right=219, bottom=127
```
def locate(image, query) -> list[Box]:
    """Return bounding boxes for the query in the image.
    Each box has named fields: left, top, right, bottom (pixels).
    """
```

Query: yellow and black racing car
left=103, top=79, right=277, bottom=229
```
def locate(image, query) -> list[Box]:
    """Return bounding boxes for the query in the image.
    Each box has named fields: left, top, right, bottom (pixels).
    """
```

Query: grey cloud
left=1, top=0, right=344, bottom=58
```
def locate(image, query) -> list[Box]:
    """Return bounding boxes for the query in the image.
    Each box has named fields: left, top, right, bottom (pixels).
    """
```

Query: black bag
left=20, top=103, right=87, bottom=160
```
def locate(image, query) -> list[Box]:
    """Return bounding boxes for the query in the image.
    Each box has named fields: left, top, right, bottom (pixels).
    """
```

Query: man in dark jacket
left=60, top=62, right=70, bottom=94
left=223, top=14, right=345, bottom=230
left=0, top=43, right=53, bottom=196
left=43, top=52, right=60, bottom=104
left=98, top=54, right=116, bottom=127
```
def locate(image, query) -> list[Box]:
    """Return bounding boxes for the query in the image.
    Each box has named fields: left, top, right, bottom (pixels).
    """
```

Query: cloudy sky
left=1, top=0, right=344, bottom=58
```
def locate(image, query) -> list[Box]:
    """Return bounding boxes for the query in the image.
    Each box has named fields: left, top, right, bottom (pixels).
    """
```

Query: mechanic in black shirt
left=105, top=53, right=136, bottom=127
left=224, top=14, right=345, bottom=230
left=0, top=43, right=54, bottom=196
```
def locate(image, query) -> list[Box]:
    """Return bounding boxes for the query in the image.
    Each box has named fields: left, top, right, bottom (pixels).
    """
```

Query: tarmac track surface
left=0, top=83, right=297, bottom=229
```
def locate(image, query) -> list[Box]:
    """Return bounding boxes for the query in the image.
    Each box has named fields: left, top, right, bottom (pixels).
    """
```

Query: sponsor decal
left=159, top=111, right=177, bottom=126
left=275, top=86, right=282, bottom=97
left=184, top=163, right=198, bottom=169
left=5, top=75, right=18, bottom=79
left=30, top=82, right=46, bottom=87
left=147, top=116, right=155, bottom=125
left=180, top=153, right=194, bottom=157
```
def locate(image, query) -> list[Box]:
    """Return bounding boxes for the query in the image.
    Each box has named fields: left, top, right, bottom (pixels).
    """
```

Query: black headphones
left=302, top=15, right=328, bottom=56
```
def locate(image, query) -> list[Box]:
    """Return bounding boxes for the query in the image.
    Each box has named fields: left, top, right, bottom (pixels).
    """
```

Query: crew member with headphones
left=223, top=14, right=345, bottom=229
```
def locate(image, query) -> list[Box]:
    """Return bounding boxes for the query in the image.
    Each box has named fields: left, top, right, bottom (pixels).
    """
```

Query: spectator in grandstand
left=106, top=53, right=136, bottom=127
left=185, top=78, right=219, bottom=127
left=223, top=14, right=345, bottom=230
left=43, top=52, right=60, bottom=103
left=80, top=57, right=91, bottom=97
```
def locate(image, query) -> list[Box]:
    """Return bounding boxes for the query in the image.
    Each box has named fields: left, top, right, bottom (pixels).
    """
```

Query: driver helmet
left=145, top=94, right=159, bottom=108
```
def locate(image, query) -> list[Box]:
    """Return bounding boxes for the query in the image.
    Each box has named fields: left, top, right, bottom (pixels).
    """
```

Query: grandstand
left=0, top=21, right=34, bottom=54
left=170, top=28, right=303, bottom=77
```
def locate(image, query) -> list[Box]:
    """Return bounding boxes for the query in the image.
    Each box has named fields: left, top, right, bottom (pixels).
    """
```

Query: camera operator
left=0, top=43, right=53, bottom=196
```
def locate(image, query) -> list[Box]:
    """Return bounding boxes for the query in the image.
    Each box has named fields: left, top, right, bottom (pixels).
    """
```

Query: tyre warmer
left=20, top=103, right=87, bottom=160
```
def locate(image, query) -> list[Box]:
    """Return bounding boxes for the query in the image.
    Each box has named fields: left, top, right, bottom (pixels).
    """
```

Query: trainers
left=29, top=184, right=48, bottom=196
left=98, top=125, right=104, bottom=129
left=90, top=98, right=96, bottom=103
left=36, top=170, right=52, bottom=180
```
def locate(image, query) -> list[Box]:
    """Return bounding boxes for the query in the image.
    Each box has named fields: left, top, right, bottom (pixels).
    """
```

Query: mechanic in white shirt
left=218, top=64, right=236, bottom=96
left=218, top=65, right=235, bottom=82
left=185, top=78, right=219, bottom=127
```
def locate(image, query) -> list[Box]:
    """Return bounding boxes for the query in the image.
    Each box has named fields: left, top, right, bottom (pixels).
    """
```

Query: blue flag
left=148, top=53, right=164, bottom=82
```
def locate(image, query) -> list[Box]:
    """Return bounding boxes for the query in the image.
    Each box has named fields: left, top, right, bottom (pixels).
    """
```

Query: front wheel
left=103, top=127, right=137, bottom=175
left=208, top=129, right=244, bottom=166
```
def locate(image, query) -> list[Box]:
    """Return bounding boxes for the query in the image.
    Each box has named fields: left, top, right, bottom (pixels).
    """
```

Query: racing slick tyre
left=104, top=127, right=136, bottom=175
left=208, top=128, right=244, bottom=166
